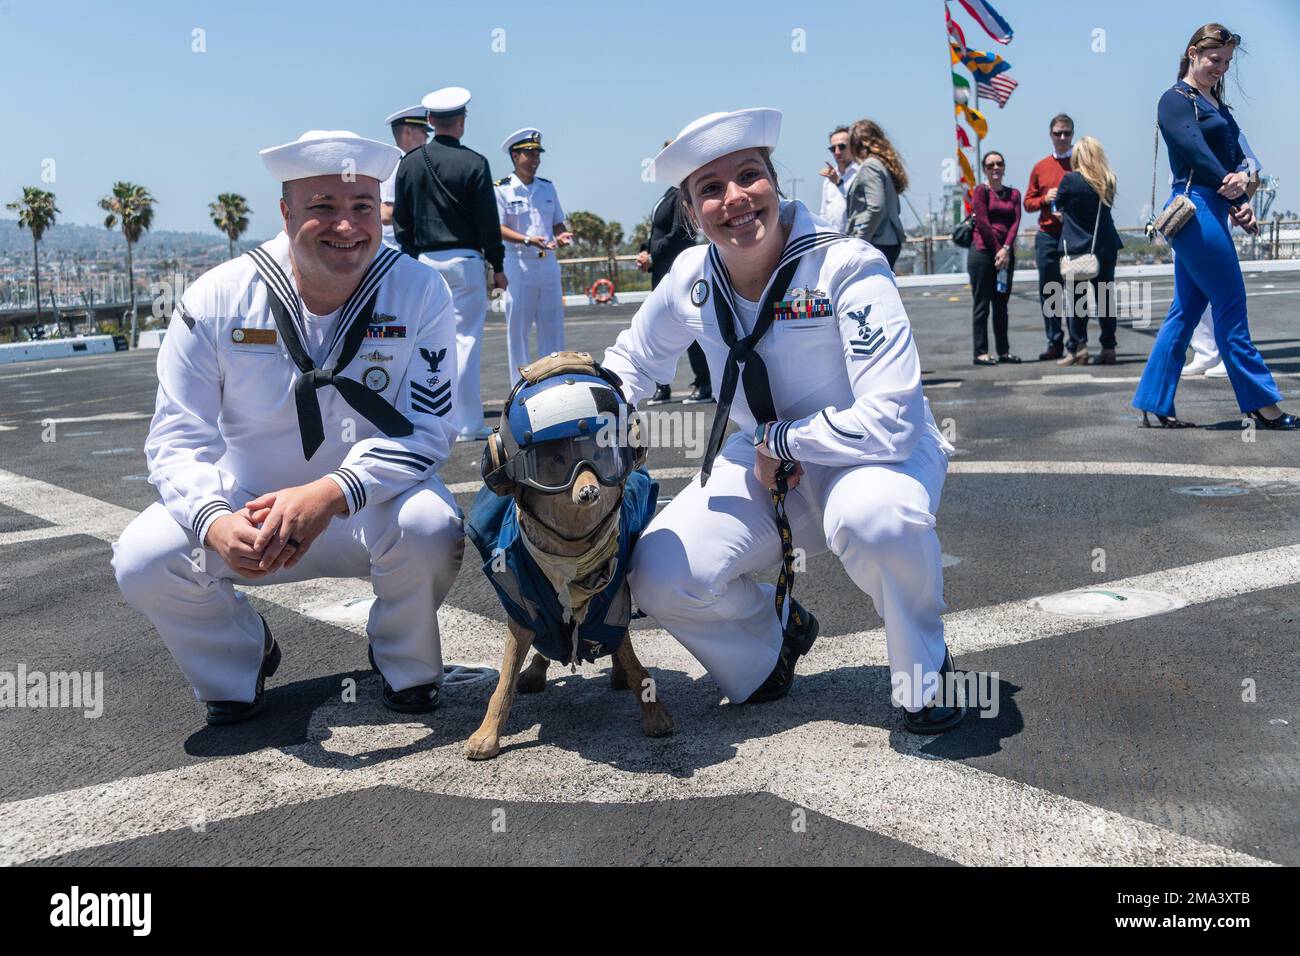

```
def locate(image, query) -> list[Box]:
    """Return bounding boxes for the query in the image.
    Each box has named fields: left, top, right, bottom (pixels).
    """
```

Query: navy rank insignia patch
left=846, top=306, right=885, bottom=358
left=363, top=366, right=391, bottom=392
left=411, top=379, right=452, bottom=416
left=690, top=279, right=709, bottom=307
left=366, top=325, right=406, bottom=338
left=419, top=347, right=447, bottom=382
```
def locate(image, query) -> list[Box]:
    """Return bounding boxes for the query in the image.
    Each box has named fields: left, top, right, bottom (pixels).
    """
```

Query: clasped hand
left=203, top=477, right=348, bottom=577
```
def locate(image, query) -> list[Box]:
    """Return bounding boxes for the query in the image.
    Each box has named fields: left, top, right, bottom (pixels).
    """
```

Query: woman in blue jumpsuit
left=1131, top=23, right=1297, bottom=430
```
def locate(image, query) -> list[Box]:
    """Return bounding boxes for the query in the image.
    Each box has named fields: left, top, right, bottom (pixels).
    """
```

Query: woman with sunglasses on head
left=967, top=150, right=1022, bottom=366
left=843, top=119, right=908, bottom=269
left=601, top=109, right=962, bottom=734
left=1055, top=136, right=1124, bottom=367
left=1132, top=23, right=1297, bottom=430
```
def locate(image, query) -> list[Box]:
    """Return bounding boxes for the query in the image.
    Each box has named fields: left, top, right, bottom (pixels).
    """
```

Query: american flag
left=976, top=73, right=1018, bottom=107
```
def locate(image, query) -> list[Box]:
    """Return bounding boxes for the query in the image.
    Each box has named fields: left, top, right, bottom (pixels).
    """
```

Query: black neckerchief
left=246, top=244, right=412, bottom=460
left=700, top=232, right=843, bottom=485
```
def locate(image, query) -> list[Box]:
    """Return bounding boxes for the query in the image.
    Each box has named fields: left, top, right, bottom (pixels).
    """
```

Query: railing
left=5, top=218, right=1297, bottom=312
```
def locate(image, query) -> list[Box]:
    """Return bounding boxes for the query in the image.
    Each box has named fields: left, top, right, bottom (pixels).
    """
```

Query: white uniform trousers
left=503, top=252, right=564, bottom=376
left=112, top=476, right=464, bottom=703
left=419, top=249, right=489, bottom=437
left=629, top=430, right=950, bottom=708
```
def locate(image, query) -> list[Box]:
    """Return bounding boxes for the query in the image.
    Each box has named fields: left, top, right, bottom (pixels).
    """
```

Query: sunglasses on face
left=1051, top=130, right=1073, bottom=137
left=828, top=144, right=849, bottom=152
left=984, top=162, right=1004, bottom=170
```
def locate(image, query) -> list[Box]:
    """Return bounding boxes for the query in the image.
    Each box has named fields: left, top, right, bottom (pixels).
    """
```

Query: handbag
left=1061, top=198, right=1102, bottom=281
left=1145, top=89, right=1200, bottom=240
left=952, top=215, right=974, bottom=248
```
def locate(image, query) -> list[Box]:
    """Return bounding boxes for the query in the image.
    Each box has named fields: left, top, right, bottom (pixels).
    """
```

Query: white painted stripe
left=996, top=374, right=1142, bottom=386
left=0, top=527, right=75, bottom=547
left=946, top=460, right=1300, bottom=483
left=34, top=412, right=153, bottom=424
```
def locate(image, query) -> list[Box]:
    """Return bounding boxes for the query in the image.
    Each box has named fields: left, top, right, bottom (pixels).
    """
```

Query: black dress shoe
left=997, top=353, right=1022, bottom=364
left=1039, top=345, right=1064, bottom=361
left=646, top=383, right=672, bottom=406
left=1248, top=409, right=1300, bottom=430
left=1140, top=411, right=1196, bottom=429
left=205, top=616, right=281, bottom=725
left=745, top=600, right=819, bottom=704
left=683, top=385, right=715, bottom=404
left=901, top=648, right=966, bottom=735
left=368, top=646, right=440, bottom=714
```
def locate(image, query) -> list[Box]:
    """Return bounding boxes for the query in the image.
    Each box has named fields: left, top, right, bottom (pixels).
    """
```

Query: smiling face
left=684, top=148, right=780, bottom=254
left=280, top=174, right=379, bottom=283
left=512, top=147, right=541, bottom=181
left=1187, top=42, right=1234, bottom=90
left=983, top=152, right=1005, bottom=187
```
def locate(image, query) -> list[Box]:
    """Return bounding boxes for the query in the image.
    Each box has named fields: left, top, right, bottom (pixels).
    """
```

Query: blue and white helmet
left=487, top=368, right=644, bottom=495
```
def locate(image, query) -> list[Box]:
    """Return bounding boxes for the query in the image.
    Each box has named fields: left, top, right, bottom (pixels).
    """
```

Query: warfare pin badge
left=363, top=366, right=391, bottom=392
left=690, top=279, right=709, bottom=307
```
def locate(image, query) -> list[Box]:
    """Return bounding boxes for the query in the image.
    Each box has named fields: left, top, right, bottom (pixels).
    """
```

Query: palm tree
left=209, top=192, right=251, bottom=260
left=5, top=187, right=59, bottom=323
left=99, top=181, right=156, bottom=346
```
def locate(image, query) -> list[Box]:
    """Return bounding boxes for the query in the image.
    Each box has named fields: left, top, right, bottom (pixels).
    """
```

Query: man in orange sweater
left=1023, top=114, right=1075, bottom=361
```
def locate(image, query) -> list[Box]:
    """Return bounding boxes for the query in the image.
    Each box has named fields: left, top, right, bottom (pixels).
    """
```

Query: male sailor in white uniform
left=603, top=109, right=964, bottom=733
left=380, top=105, right=431, bottom=250
left=495, top=127, right=573, bottom=374
left=112, top=130, right=464, bottom=724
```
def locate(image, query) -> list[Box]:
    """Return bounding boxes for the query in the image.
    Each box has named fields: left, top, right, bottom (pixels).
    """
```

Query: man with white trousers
left=495, top=127, right=573, bottom=374
left=393, top=86, right=507, bottom=441
left=113, top=130, right=464, bottom=724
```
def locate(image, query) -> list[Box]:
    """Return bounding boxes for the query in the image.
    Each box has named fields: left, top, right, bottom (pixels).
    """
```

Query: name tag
left=231, top=328, right=277, bottom=345
left=367, top=325, right=406, bottom=338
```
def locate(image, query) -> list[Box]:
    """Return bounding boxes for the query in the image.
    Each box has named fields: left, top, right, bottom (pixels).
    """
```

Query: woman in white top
left=602, top=109, right=963, bottom=733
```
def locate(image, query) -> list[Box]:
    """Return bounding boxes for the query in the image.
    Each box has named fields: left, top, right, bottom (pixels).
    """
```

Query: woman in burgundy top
left=967, top=151, right=1022, bottom=365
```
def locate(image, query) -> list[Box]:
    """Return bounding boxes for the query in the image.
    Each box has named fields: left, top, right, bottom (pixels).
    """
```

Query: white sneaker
left=1181, top=356, right=1221, bottom=377
left=455, top=425, right=493, bottom=442
left=1204, top=363, right=1230, bottom=379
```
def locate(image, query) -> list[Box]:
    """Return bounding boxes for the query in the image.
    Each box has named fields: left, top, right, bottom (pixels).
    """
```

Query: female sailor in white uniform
left=602, top=109, right=963, bottom=733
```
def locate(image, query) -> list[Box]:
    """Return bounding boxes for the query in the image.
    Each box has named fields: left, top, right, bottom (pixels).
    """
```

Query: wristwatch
left=753, top=421, right=772, bottom=452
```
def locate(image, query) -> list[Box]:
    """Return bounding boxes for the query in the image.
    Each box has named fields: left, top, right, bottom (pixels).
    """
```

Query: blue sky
left=3, top=0, right=1297, bottom=239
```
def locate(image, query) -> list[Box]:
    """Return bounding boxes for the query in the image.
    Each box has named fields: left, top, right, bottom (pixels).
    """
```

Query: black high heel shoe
left=1248, top=408, right=1300, bottom=430
left=1140, top=411, right=1196, bottom=429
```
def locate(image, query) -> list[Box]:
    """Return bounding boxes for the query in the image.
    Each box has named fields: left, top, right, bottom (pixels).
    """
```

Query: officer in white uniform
left=603, top=109, right=963, bottom=733
left=112, top=130, right=464, bottom=724
left=380, top=105, right=431, bottom=250
left=495, top=128, right=573, bottom=374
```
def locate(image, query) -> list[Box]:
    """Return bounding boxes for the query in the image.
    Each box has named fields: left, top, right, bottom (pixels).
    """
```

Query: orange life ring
left=588, top=278, right=616, bottom=303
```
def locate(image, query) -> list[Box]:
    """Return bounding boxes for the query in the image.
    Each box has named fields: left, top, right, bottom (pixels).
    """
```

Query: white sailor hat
left=421, top=86, right=471, bottom=116
left=385, top=105, right=431, bottom=128
left=651, top=108, right=782, bottom=189
left=260, top=130, right=402, bottom=183
left=502, top=127, right=545, bottom=154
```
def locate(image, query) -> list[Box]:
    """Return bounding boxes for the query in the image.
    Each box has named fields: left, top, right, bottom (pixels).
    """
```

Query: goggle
left=500, top=431, right=638, bottom=494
